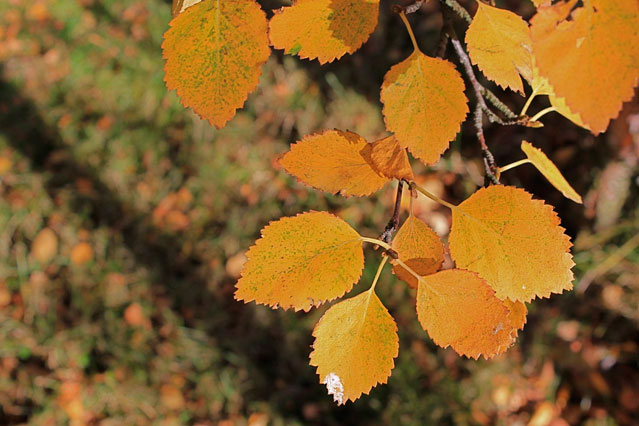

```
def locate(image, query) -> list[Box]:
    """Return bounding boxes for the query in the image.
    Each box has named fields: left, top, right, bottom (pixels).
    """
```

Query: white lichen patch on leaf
left=323, top=372, right=345, bottom=405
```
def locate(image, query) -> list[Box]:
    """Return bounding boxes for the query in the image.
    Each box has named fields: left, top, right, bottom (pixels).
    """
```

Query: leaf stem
left=519, top=87, right=539, bottom=117
left=360, top=237, right=393, bottom=251
left=398, top=11, right=421, bottom=52
left=498, top=158, right=531, bottom=174
left=369, top=256, right=389, bottom=293
left=411, top=182, right=458, bottom=210
left=393, top=258, right=442, bottom=297
left=530, top=106, right=557, bottom=122
left=361, top=236, right=441, bottom=297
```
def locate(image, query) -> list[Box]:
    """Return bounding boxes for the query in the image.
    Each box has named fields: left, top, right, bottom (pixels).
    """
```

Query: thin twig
left=380, top=181, right=404, bottom=244
left=481, top=87, right=518, bottom=120
left=440, top=0, right=472, bottom=24
left=448, top=30, right=500, bottom=185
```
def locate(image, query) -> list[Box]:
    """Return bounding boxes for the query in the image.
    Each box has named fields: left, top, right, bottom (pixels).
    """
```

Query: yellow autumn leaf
left=391, top=215, right=444, bottom=288
left=269, top=0, right=380, bottom=64
left=367, top=135, right=414, bottom=182
left=448, top=185, right=574, bottom=302
left=416, top=269, right=515, bottom=359
left=531, top=0, right=639, bottom=134
left=310, top=291, right=398, bottom=404
left=235, top=211, right=364, bottom=311
left=162, top=0, right=270, bottom=129
left=278, top=130, right=389, bottom=197
left=521, top=141, right=583, bottom=203
left=381, top=51, right=468, bottom=165
left=465, top=2, right=533, bottom=93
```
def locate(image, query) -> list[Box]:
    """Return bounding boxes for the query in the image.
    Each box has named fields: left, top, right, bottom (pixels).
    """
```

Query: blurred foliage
left=0, top=0, right=637, bottom=425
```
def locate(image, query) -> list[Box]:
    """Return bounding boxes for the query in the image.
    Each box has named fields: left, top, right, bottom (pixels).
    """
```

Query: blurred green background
left=0, top=0, right=637, bottom=424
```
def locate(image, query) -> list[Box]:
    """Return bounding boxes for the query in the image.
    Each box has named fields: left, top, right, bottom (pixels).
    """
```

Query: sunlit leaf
left=466, top=2, right=533, bottom=93
left=448, top=185, right=574, bottom=302
left=391, top=215, right=444, bottom=288
left=531, top=0, right=639, bottom=133
left=278, top=130, right=389, bottom=197
left=162, top=0, right=270, bottom=129
left=521, top=141, right=583, bottom=203
left=416, top=269, right=515, bottom=359
left=235, top=212, right=364, bottom=311
left=269, top=0, right=380, bottom=64
left=381, top=51, right=468, bottom=165
left=310, top=291, right=398, bottom=404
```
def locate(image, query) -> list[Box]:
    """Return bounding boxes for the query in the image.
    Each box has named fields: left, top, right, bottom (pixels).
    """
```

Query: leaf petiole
left=369, top=256, right=389, bottom=293
left=529, top=106, right=557, bottom=122
left=398, top=11, right=421, bottom=52
left=360, top=237, right=441, bottom=297
left=411, top=183, right=458, bottom=210
left=519, top=87, right=539, bottom=117
left=498, top=158, right=531, bottom=174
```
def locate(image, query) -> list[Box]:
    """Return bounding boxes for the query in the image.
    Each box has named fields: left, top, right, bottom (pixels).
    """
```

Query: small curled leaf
left=521, top=141, right=583, bottom=203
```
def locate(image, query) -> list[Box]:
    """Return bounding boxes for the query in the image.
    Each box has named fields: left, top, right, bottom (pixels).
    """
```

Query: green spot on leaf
left=288, top=43, right=302, bottom=56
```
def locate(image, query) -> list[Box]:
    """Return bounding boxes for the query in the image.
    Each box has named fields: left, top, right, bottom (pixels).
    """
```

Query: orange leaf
left=381, top=51, right=468, bottom=165
left=391, top=215, right=444, bottom=288
left=235, top=212, right=364, bottom=311
left=278, top=130, right=389, bottom=197
left=504, top=299, right=527, bottom=334
left=521, top=141, right=583, bottom=203
left=162, top=0, right=270, bottom=129
left=367, top=135, right=414, bottom=181
left=465, top=2, right=533, bottom=93
left=269, top=0, right=380, bottom=64
left=310, top=291, right=398, bottom=404
left=529, top=63, right=591, bottom=130
left=416, top=269, right=515, bottom=359
left=448, top=185, right=574, bottom=302
left=531, top=0, right=639, bottom=134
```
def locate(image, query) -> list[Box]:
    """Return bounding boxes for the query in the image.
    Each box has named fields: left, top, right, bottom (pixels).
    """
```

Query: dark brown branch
left=380, top=180, right=404, bottom=244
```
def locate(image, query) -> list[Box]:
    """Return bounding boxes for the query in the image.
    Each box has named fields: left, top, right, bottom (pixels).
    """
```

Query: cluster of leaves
left=162, top=0, right=639, bottom=405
